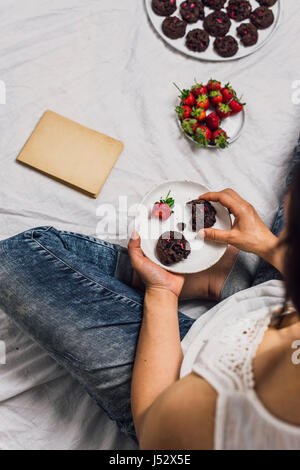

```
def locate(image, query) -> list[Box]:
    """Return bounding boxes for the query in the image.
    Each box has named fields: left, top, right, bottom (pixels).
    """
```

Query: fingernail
left=131, top=230, right=139, bottom=240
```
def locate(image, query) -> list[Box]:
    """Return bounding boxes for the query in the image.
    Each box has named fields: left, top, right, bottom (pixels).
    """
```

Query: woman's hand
left=200, top=189, right=279, bottom=264
left=128, top=232, right=185, bottom=298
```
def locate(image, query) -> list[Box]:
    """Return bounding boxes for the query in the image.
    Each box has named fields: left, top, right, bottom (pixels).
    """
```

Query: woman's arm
left=200, top=189, right=284, bottom=274
left=128, top=236, right=217, bottom=448
left=137, top=373, right=217, bottom=450
left=131, top=287, right=182, bottom=436
left=128, top=234, right=185, bottom=438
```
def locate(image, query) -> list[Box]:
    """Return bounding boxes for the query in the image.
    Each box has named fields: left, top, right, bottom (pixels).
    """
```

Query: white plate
left=135, top=180, right=232, bottom=274
left=145, top=0, right=281, bottom=62
left=177, top=104, right=245, bottom=147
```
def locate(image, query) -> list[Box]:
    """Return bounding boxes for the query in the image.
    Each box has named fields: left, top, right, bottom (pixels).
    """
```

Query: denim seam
left=33, top=226, right=53, bottom=233
left=114, top=250, right=133, bottom=286
left=59, top=230, right=118, bottom=252
left=30, top=230, right=143, bottom=308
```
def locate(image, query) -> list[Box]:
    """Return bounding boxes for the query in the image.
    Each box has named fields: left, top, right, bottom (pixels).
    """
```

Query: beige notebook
left=17, top=110, right=124, bottom=198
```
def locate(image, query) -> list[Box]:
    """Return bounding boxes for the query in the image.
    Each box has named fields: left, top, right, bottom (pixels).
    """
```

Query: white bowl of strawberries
left=175, top=79, right=245, bottom=149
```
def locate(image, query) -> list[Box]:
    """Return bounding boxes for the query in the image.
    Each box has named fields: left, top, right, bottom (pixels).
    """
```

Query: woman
left=0, top=141, right=299, bottom=450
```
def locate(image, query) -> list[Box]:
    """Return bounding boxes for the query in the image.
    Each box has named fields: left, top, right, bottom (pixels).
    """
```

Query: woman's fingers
left=204, top=227, right=232, bottom=244
left=199, top=189, right=246, bottom=217
left=128, top=232, right=157, bottom=272
left=128, top=232, right=144, bottom=264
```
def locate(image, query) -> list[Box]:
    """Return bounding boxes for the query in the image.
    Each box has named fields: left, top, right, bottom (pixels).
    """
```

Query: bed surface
left=0, top=0, right=300, bottom=450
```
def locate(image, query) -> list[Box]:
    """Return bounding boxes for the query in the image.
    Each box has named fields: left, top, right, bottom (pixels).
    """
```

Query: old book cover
left=17, top=110, right=124, bottom=198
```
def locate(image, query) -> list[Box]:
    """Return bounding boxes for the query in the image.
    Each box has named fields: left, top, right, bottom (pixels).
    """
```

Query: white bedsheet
left=0, top=0, right=299, bottom=450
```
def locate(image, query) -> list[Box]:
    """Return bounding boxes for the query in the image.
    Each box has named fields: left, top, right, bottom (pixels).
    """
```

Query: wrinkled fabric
left=0, top=0, right=300, bottom=450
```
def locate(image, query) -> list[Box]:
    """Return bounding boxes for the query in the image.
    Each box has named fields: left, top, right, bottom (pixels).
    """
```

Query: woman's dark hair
left=283, top=161, right=300, bottom=316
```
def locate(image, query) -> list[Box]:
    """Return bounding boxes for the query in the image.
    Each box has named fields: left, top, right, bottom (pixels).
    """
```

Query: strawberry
left=221, top=83, right=236, bottom=103
left=152, top=190, right=175, bottom=221
left=173, top=84, right=196, bottom=107
left=192, top=82, right=208, bottom=97
left=181, top=89, right=196, bottom=107
left=181, top=118, right=198, bottom=136
left=206, top=112, right=220, bottom=131
left=191, top=107, right=206, bottom=122
left=175, top=104, right=192, bottom=120
left=194, top=125, right=212, bottom=147
left=192, top=121, right=200, bottom=134
left=209, top=90, right=223, bottom=106
left=229, top=97, right=245, bottom=114
left=196, top=94, right=209, bottom=110
left=211, top=129, right=229, bottom=149
left=206, top=79, right=221, bottom=92
left=216, top=102, right=231, bottom=119
left=151, top=203, right=172, bottom=221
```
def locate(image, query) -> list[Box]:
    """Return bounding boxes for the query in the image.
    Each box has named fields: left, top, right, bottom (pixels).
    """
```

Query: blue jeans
left=0, top=137, right=299, bottom=442
left=0, top=227, right=194, bottom=441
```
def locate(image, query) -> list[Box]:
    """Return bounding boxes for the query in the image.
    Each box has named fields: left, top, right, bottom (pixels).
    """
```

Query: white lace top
left=180, top=280, right=300, bottom=450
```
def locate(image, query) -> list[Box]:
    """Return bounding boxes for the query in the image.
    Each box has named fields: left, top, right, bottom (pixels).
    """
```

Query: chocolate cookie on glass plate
left=256, top=0, right=277, bottom=6
left=186, top=28, right=210, bottom=51
left=202, top=0, right=226, bottom=10
left=237, top=22, right=258, bottom=46
left=156, top=231, right=191, bottom=266
left=152, top=0, right=177, bottom=16
left=180, top=0, right=205, bottom=23
left=162, top=16, right=187, bottom=39
left=203, top=11, right=231, bottom=37
left=250, top=6, right=274, bottom=29
left=214, top=35, right=239, bottom=57
left=227, top=0, right=252, bottom=22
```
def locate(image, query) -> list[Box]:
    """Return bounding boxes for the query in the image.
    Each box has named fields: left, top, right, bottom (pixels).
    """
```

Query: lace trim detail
left=248, top=314, right=272, bottom=390
left=194, top=309, right=272, bottom=392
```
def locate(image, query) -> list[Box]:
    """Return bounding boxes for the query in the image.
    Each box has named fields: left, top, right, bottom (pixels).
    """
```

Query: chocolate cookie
left=156, top=231, right=191, bottom=266
left=152, top=0, right=177, bottom=16
left=214, top=35, right=239, bottom=57
left=186, top=28, right=210, bottom=52
left=237, top=22, right=258, bottom=46
left=202, top=0, right=226, bottom=10
left=186, top=199, right=216, bottom=231
left=250, top=6, right=274, bottom=29
left=162, top=16, right=187, bottom=39
left=180, top=0, right=204, bottom=23
left=227, top=0, right=252, bottom=22
left=203, top=11, right=231, bottom=37
left=256, top=0, right=277, bottom=6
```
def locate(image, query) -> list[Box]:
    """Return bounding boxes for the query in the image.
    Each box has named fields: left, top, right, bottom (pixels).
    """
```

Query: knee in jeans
left=55, top=331, right=110, bottom=372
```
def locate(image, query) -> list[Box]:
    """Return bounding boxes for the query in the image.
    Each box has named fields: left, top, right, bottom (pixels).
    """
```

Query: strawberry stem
left=155, top=190, right=175, bottom=209
left=173, top=82, right=182, bottom=94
